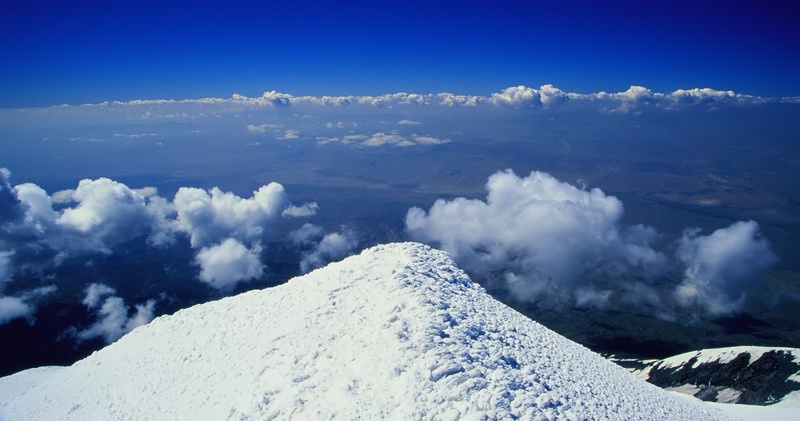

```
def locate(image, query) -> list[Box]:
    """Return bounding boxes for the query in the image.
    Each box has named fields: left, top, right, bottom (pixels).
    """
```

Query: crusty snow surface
left=0, top=243, right=728, bottom=420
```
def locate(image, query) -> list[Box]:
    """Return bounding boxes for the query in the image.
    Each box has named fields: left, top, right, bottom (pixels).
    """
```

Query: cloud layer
left=73, top=84, right=792, bottom=113
left=406, top=170, right=777, bottom=316
left=0, top=168, right=335, bottom=327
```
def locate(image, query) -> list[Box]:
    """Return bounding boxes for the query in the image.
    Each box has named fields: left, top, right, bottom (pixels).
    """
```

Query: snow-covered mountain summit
left=0, top=243, right=726, bottom=420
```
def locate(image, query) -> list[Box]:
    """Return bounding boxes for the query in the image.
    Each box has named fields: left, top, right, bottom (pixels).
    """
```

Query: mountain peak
left=0, top=242, right=726, bottom=419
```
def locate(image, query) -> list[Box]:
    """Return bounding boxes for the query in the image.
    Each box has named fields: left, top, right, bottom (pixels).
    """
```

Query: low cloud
left=72, top=283, right=156, bottom=343
left=362, top=132, right=448, bottom=147
left=173, top=184, right=287, bottom=248
left=55, top=178, right=155, bottom=251
left=313, top=132, right=448, bottom=147
left=363, top=132, right=410, bottom=147
left=0, top=250, right=12, bottom=285
left=195, top=238, right=264, bottom=290
left=0, top=169, right=24, bottom=222
left=278, top=129, right=300, bottom=140
left=397, top=119, right=421, bottom=125
left=489, top=85, right=541, bottom=108
left=291, top=223, right=358, bottom=273
left=282, top=202, right=319, bottom=218
left=0, top=296, right=30, bottom=325
left=6, top=175, right=168, bottom=257
left=406, top=170, right=667, bottom=304
left=675, top=221, right=778, bottom=315
left=0, top=168, right=318, bottom=319
left=411, top=135, right=448, bottom=145
left=247, top=123, right=279, bottom=133
left=406, top=170, right=777, bottom=317
left=0, top=286, right=57, bottom=326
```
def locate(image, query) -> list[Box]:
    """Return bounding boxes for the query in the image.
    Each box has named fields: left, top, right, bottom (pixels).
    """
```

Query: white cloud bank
left=73, top=84, right=791, bottom=113
left=406, top=170, right=777, bottom=316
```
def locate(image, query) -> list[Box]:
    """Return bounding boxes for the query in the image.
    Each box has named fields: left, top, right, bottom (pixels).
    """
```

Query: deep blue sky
left=1, top=0, right=799, bottom=107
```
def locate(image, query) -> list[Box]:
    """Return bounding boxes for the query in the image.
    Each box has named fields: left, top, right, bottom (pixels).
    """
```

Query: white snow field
left=0, top=243, right=729, bottom=420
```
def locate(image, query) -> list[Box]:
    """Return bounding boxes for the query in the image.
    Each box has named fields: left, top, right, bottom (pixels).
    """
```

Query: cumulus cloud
left=593, top=86, right=758, bottom=114
left=406, top=170, right=667, bottom=305
left=11, top=183, right=58, bottom=237
left=0, top=250, right=13, bottom=286
left=397, top=119, right=421, bottom=125
left=78, top=84, right=779, bottom=112
left=596, top=86, right=656, bottom=114
left=0, top=285, right=57, bottom=326
left=488, top=85, right=579, bottom=109
left=290, top=223, right=324, bottom=245
left=0, top=172, right=172, bottom=260
left=406, top=170, right=776, bottom=316
left=55, top=178, right=153, bottom=248
left=675, top=221, right=778, bottom=315
left=0, top=169, right=320, bottom=316
left=311, top=132, right=448, bottom=147
left=411, top=135, right=449, bottom=145
left=50, top=189, right=76, bottom=204
left=278, top=129, right=300, bottom=140
left=436, top=93, right=482, bottom=107
left=195, top=238, right=264, bottom=290
left=363, top=132, right=410, bottom=147
left=74, top=283, right=156, bottom=343
left=361, top=132, right=448, bottom=147
left=0, top=296, right=29, bottom=325
left=538, top=84, right=571, bottom=107
left=173, top=184, right=287, bottom=248
left=247, top=123, right=278, bottom=133
left=232, top=91, right=293, bottom=107
left=489, top=86, right=540, bottom=108
left=282, top=202, right=319, bottom=218
left=82, top=282, right=116, bottom=308
left=291, top=223, right=358, bottom=273
left=0, top=168, right=24, bottom=223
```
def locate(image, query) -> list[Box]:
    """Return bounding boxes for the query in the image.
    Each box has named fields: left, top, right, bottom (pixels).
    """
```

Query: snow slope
left=0, top=243, right=728, bottom=420
left=631, top=346, right=800, bottom=407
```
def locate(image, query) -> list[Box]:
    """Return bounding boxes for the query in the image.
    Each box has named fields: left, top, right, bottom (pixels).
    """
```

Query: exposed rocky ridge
left=625, top=346, right=800, bottom=406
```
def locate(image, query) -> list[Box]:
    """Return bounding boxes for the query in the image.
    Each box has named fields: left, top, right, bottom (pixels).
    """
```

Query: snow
left=672, top=393, right=800, bottom=421
left=645, top=346, right=800, bottom=371
left=0, top=242, right=729, bottom=420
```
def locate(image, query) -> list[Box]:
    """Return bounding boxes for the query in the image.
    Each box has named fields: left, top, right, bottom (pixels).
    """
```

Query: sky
left=1, top=0, right=799, bottom=107
left=1, top=0, right=800, bottom=375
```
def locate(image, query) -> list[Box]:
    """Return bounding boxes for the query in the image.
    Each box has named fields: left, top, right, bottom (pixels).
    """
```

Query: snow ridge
left=0, top=243, right=726, bottom=420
